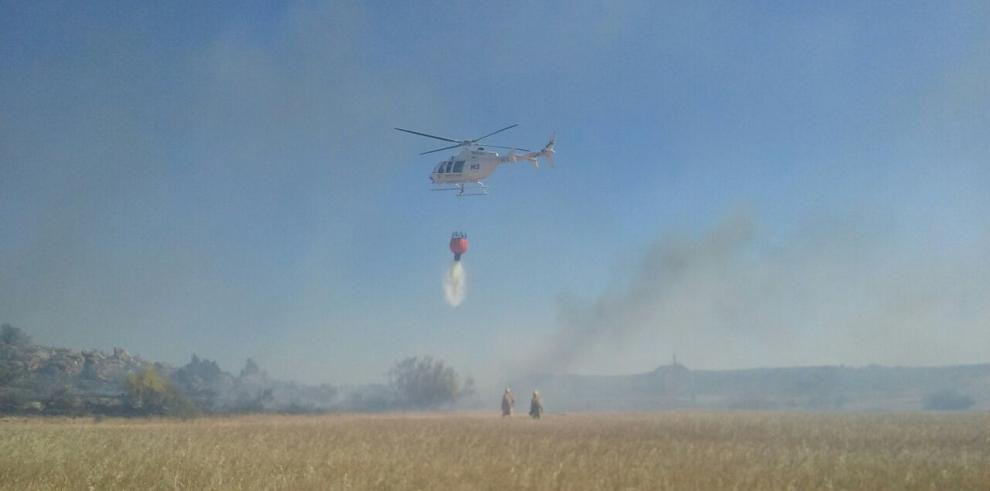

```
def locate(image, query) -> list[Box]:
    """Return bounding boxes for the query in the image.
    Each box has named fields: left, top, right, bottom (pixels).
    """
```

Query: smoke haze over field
left=530, top=212, right=990, bottom=375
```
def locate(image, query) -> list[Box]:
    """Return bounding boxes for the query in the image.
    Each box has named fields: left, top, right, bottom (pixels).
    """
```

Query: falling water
left=443, top=261, right=467, bottom=306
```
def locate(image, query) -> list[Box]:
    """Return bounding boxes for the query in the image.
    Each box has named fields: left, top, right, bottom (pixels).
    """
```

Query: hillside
left=0, top=324, right=340, bottom=415
left=1, top=325, right=150, bottom=414
left=518, top=362, right=990, bottom=412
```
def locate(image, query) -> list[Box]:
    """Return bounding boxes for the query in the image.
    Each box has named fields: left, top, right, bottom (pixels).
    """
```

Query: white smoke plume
left=443, top=261, right=467, bottom=307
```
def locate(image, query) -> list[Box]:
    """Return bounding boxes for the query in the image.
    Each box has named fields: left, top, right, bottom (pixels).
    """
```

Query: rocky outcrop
left=0, top=326, right=341, bottom=415
left=1, top=336, right=153, bottom=414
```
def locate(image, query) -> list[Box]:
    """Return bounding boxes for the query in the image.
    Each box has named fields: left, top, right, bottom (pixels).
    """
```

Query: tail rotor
left=543, top=133, right=556, bottom=168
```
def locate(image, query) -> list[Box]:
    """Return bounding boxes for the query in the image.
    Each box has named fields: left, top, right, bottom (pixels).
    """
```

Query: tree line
left=1, top=323, right=475, bottom=417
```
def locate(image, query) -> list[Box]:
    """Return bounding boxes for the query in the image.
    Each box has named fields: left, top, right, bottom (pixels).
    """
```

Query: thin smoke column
left=444, top=232, right=469, bottom=306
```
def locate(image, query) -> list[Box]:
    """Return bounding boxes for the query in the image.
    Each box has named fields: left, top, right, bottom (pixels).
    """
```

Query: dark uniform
left=529, top=390, right=543, bottom=419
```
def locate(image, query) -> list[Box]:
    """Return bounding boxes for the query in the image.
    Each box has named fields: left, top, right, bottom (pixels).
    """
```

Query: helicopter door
left=452, top=160, right=464, bottom=173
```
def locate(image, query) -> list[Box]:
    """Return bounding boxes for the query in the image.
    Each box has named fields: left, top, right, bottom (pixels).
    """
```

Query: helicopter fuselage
left=429, top=147, right=505, bottom=185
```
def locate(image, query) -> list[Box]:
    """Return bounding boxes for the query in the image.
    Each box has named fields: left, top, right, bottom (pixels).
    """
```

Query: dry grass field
left=1, top=412, right=988, bottom=490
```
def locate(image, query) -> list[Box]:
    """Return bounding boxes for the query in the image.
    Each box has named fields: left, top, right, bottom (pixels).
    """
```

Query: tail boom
left=504, top=134, right=555, bottom=168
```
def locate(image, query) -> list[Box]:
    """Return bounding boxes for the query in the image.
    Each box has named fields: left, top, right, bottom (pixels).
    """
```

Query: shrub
left=45, top=387, right=85, bottom=416
left=387, top=356, right=470, bottom=409
left=923, top=389, right=975, bottom=411
left=124, top=367, right=198, bottom=417
left=1, top=324, right=32, bottom=346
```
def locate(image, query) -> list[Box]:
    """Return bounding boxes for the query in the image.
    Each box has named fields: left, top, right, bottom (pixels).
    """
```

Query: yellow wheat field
left=1, top=412, right=988, bottom=490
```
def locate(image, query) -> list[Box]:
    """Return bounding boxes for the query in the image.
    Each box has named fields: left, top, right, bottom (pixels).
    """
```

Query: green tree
left=387, top=356, right=470, bottom=409
left=45, top=387, right=84, bottom=416
left=0, top=364, right=20, bottom=386
left=124, top=367, right=197, bottom=417
left=239, top=358, right=265, bottom=379
left=1, top=324, right=32, bottom=346
left=173, top=354, right=224, bottom=410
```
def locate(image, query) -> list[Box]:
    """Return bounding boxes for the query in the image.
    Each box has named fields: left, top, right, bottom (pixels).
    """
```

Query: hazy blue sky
left=2, top=1, right=988, bottom=386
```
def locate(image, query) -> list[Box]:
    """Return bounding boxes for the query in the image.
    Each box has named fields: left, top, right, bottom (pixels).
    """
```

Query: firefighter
left=529, top=390, right=543, bottom=419
left=501, top=388, right=515, bottom=417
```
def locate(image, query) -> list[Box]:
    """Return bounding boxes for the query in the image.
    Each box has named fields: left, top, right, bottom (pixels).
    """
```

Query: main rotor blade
left=395, top=127, right=460, bottom=143
left=472, top=124, right=518, bottom=143
left=482, top=145, right=531, bottom=152
left=420, top=143, right=465, bottom=155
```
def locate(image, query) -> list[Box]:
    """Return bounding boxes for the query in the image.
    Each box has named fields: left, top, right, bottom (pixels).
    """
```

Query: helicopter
left=395, top=124, right=555, bottom=196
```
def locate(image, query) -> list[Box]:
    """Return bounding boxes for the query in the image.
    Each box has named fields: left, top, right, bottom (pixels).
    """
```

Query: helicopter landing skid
left=431, top=183, right=488, bottom=197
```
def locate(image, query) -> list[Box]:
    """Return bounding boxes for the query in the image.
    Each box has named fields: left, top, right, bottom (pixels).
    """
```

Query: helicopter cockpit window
left=436, top=162, right=446, bottom=173
left=445, top=161, right=454, bottom=173
left=452, top=161, right=464, bottom=173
